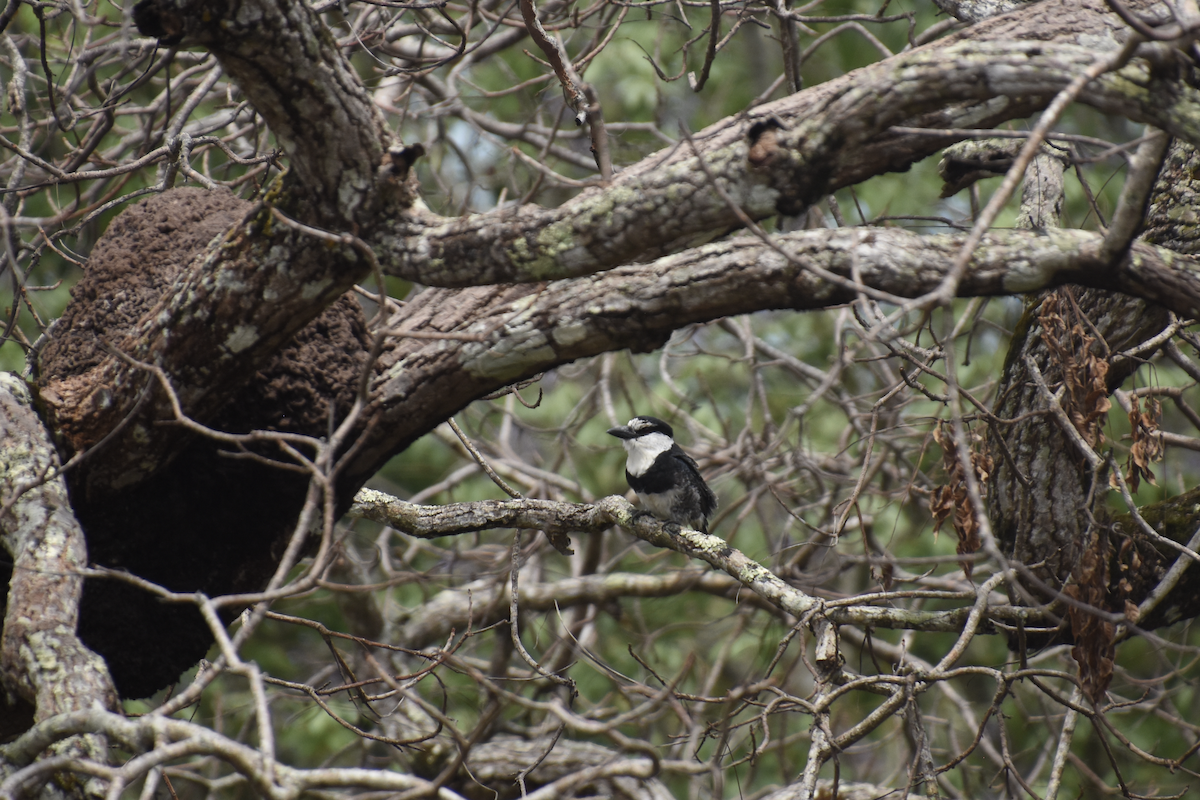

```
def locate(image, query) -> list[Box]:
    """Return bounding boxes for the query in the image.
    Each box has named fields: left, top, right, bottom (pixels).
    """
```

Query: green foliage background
left=6, top=0, right=1200, bottom=797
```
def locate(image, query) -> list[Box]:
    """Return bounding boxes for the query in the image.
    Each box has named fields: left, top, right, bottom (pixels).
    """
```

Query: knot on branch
left=132, top=0, right=184, bottom=44
left=748, top=118, right=784, bottom=168
left=382, top=144, right=426, bottom=183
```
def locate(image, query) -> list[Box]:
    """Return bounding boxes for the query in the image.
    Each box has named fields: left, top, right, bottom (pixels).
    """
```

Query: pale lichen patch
left=508, top=231, right=556, bottom=278
left=225, top=325, right=260, bottom=354
left=587, top=294, right=634, bottom=316
left=552, top=321, right=589, bottom=348
left=518, top=187, right=637, bottom=280
left=505, top=294, right=539, bottom=315
left=214, top=268, right=249, bottom=294
left=460, top=329, right=555, bottom=382
left=39, top=527, right=67, bottom=560
left=1002, top=229, right=1083, bottom=293
left=301, top=277, right=334, bottom=300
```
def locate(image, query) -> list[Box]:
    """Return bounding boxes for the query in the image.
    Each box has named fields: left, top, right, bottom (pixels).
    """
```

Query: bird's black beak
left=607, top=425, right=635, bottom=440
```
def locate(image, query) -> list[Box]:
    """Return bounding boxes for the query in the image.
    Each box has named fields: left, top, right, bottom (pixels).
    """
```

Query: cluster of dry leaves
left=1039, top=293, right=1111, bottom=450
left=1034, top=294, right=1165, bottom=703
left=930, top=422, right=993, bottom=580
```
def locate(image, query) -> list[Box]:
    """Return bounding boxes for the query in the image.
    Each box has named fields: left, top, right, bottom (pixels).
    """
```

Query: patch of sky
left=446, top=119, right=505, bottom=211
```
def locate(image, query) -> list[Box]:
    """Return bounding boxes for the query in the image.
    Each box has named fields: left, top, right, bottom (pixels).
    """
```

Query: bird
left=607, top=415, right=717, bottom=533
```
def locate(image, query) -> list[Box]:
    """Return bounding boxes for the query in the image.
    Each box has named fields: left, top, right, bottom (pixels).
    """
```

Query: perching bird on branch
left=608, top=416, right=717, bottom=533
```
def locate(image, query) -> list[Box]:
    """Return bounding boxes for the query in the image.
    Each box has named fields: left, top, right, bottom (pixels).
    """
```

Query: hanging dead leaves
left=1035, top=292, right=1163, bottom=490
left=1065, top=535, right=1116, bottom=705
left=930, top=423, right=993, bottom=580
left=1125, top=395, right=1163, bottom=493
left=1038, top=293, right=1111, bottom=450
left=1033, top=292, right=1169, bottom=704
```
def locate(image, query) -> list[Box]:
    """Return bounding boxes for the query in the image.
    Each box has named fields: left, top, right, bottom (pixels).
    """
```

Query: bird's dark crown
left=626, top=416, right=673, bottom=438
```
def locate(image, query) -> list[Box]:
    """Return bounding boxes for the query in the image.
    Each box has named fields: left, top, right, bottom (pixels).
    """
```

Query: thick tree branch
left=380, top=37, right=1200, bottom=286
left=351, top=490, right=1050, bottom=636
left=351, top=488, right=614, bottom=537
left=344, top=226, right=1200, bottom=487
left=50, top=0, right=1198, bottom=494
left=134, top=0, right=391, bottom=223
left=0, top=374, right=117, bottom=780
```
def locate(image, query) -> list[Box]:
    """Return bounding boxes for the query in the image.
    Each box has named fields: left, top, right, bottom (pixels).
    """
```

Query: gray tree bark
left=4, top=0, right=1200, bottom=793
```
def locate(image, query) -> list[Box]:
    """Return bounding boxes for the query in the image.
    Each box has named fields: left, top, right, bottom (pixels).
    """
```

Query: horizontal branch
left=378, top=37, right=1200, bottom=286
left=46, top=0, right=1195, bottom=493
left=346, top=225, right=1200, bottom=485
left=350, top=488, right=614, bottom=536
left=349, top=490, right=1050, bottom=634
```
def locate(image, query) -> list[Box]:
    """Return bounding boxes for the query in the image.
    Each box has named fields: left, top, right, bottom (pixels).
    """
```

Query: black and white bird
left=608, top=416, right=717, bottom=533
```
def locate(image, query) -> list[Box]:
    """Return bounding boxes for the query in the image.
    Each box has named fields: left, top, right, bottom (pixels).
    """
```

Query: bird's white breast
left=623, top=432, right=673, bottom=476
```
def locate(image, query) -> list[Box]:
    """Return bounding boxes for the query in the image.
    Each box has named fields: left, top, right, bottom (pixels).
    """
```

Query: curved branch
left=0, top=375, right=117, bottom=774
left=345, top=226, right=1200, bottom=485
left=134, top=0, right=391, bottom=223
left=380, top=37, right=1200, bottom=286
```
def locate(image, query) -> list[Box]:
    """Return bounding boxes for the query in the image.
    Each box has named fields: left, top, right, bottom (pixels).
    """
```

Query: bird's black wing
left=671, top=447, right=717, bottom=518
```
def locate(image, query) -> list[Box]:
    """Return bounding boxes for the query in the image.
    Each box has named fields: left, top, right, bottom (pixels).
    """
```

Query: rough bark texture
left=0, top=374, right=116, bottom=770
left=133, top=0, right=390, bottom=225
left=988, top=139, right=1200, bottom=647
left=12, top=0, right=1200, bottom=705
left=38, top=189, right=250, bottom=382
left=989, top=291, right=1168, bottom=602
left=33, top=190, right=369, bottom=698
left=30, top=189, right=1200, bottom=697
left=1143, top=139, right=1200, bottom=252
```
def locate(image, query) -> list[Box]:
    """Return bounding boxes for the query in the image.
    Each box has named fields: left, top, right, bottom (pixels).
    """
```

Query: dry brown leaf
left=1125, top=396, right=1162, bottom=493
left=930, top=423, right=991, bottom=580
left=1066, top=534, right=1115, bottom=704
left=1039, top=296, right=1111, bottom=450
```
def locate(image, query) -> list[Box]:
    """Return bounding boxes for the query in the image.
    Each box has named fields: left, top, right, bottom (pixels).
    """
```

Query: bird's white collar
left=622, top=432, right=673, bottom=476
